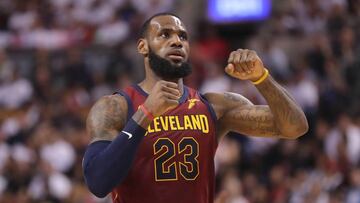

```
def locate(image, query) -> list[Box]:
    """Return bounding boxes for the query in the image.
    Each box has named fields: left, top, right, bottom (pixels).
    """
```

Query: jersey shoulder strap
left=113, top=86, right=135, bottom=122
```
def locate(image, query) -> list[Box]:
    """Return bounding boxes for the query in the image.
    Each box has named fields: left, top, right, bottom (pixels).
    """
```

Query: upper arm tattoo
left=219, top=92, right=281, bottom=137
left=204, top=92, right=279, bottom=138
left=223, top=105, right=281, bottom=137
left=210, top=77, right=307, bottom=139
left=87, top=95, right=127, bottom=142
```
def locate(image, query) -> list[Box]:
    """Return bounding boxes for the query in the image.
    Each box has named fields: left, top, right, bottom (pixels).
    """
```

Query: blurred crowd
left=0, top=0, right=359, bottom=203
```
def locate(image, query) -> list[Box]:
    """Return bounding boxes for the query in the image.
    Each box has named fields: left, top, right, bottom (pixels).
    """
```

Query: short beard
left=148, top=49, right=192, bottom=80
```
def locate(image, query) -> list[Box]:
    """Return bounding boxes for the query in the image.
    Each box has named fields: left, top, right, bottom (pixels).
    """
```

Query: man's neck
left=139, top=77, right=184, bottom=95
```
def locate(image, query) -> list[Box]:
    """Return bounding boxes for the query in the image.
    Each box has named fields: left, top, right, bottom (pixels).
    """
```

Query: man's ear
left=137, top=39, right=149, bottom=56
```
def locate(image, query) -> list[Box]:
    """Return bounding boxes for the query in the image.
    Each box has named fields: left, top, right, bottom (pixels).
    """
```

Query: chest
left=141, top=102, right=215, bottom=150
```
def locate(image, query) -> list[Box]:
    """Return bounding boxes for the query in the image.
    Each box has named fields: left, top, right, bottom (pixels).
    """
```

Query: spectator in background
left=346, top=168, right=360, bottom=203
left=8, top=1, right=36, bottom=32
left=95, top=13, right=130, bottom=46
left=199, top=62, right=232, bottom=94
left=325, top=114, right=360, bottom=168
left=0, top=67, right=33, bottom=109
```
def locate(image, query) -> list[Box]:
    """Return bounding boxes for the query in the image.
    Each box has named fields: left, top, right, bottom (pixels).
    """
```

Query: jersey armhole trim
left=113, top=91, right=134, bottom=122
left=199, top=92, right=219, bottom=147
left=198, top=92, right=217, bottom=124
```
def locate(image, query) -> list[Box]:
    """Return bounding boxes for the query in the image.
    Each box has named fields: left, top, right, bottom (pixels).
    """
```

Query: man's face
left=144, top=15, right=191, bottom=79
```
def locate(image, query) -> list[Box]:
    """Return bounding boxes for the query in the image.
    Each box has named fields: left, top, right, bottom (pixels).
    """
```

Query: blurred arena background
left=0, top=0, right=359, bottom=202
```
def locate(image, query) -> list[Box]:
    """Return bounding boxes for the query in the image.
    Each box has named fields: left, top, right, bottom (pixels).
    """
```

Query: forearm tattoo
left=255, top=76, right=307, bottom=134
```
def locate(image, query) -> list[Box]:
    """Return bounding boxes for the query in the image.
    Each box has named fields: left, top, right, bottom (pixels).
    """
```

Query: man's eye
left=161, top=32, right=169, bottom=38
left=179, top=34, right=187, bottom=40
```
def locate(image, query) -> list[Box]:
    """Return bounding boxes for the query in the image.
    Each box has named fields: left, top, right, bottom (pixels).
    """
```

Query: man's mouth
left=167, top=50, right=185, bottom=62
left=168, top=55, right=184, bottom=61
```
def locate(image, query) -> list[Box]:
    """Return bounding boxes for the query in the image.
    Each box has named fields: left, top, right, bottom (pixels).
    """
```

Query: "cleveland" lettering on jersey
left=146, top=114, right=209, bottom=135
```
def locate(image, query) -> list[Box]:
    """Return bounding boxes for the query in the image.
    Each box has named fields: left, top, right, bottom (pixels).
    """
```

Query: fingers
left=162, top=81, right=178, bottom=89
left=247, top=50, right=257, bottom=66
left=162, top=91, right=180, bottom=100
left=162, top=85, right=180, bottom=97
left=233, top=50, right=245, bottom=73
left=144, top=80, right=181, bottom=116
left=157, top=81, right=181, bottom=102
left=227, top=51, right=236, bottom=64
left=160, top=82, right=181, bottom=105
left=240, top=50, right=252, bottom=73
left=225, top=64, right=234, bottom=75
left=161, top=92, right=179, bottom=112
left=155, top=80, right=180, bottom=95
left=227, top=49, right=257, bottom=74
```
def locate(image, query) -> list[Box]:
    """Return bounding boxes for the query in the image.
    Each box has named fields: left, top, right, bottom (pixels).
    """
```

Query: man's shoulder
left=89, top=94, right=128, bottom=119
left=86, top=94, right=129, bottom=142
left=203, top=92, right=252, bottom=106
left=96, top=94, right=127, bottom=106
left=201, top=92, right=253, bottom=119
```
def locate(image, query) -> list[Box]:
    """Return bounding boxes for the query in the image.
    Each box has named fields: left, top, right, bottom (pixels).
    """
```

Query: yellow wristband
left=252, top=68, right=269, bottom=85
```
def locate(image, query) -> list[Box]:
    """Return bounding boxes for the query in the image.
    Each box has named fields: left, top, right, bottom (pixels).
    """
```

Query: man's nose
left=170, top=35, right=182, bottom=48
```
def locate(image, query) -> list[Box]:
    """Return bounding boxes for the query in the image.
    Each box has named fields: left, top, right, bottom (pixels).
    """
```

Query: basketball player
left=82, top=13, right=308, bottom=203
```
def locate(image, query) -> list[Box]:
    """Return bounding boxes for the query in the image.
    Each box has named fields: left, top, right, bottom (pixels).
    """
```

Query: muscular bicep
left=204, top=92, right=281, bottom=138
left=220, top=104, right=281, bottom=137
left=87, top=95, right=128, bottom=143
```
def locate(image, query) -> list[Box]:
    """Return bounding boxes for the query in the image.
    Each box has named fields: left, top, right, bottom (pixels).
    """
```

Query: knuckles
left=145, top=80, right=181, bottom=116
left=229, top=49, right=259, bottom=63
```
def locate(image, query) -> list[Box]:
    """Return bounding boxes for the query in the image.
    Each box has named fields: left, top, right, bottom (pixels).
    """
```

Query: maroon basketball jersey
left=111, top=84, right=218, bottom=203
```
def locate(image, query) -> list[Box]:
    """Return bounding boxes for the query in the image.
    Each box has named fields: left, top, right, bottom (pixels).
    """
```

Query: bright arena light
left=207, top=0, right=271, bottom=23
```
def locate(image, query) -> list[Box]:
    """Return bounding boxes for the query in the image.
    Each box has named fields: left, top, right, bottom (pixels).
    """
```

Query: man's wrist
left=132, top=108, right=153, bottom=129
left=139, top=104, right=155, bottom=120
left=251, top=68, right=269, bottom=85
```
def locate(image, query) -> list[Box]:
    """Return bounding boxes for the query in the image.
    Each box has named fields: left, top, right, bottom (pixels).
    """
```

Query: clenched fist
left=143, top=80, right=180, bottom=117
left=225, top=49, right=266, bottom=82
